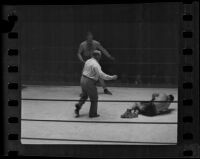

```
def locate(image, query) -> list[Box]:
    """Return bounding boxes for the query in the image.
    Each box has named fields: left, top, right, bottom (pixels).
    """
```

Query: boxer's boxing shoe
left=104, top=88, right=112, bottom=95
left=121, top=109, right=132, bottom=118
left=130, top=112, right=138, bottom=118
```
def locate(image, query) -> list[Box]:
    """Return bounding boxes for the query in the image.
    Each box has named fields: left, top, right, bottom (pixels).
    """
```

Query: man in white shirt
left=75, top=50, right=118, bottom=118
left=77, top=32, right=115, bottom=95
left=121, top=93, right=175, bottom=118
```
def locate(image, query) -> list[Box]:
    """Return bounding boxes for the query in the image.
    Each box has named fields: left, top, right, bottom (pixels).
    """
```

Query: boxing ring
left=21, top=85, right=178, bottom=145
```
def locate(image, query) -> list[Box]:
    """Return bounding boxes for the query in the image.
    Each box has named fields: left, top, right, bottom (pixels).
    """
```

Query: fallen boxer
left=121, top=93, right=175, bottom=118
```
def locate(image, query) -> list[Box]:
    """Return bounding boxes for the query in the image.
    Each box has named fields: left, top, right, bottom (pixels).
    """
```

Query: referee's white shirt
left=82, top=58, right=114, bottom=81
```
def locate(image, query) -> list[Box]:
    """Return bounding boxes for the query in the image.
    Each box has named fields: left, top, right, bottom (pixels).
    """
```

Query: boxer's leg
left=129, top=102, right=139, bottom=110
left=99, top=78, right=112, bottom=95
left=121, top=102, right=141, bottom=118
left=141, top=103, right=157, bottom=117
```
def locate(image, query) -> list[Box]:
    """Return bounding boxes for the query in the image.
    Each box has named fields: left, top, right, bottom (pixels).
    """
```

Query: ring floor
left=21, top=86, right=178, bottom=145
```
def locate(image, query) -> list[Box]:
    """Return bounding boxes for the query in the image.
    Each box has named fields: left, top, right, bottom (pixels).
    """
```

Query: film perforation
left=8, top=151, right=19, bottom=157
left=182, top=65, right=193, bottom=72
left=183, top=48, right=193, bottom=55
left=183, top=82, right=193, bottom=89
left=7, top=14, right=18, bottom=23
left=8, top=65, right=18, bottom=73
left=182, top=31, right=193, bottom=38
left=8, top=83, right=18, bottom=90
left=183, top=116, right=193, bottom=123
left=8, top=49, right=18, bottom=56
left=183, top=150, right=193, bottom=157
left=183, top=133, right=194, bottom=140
left=8, top=100, right=18, bottom=107
left=183, top=14, right=193, bottom=21
left=183, top=1, right=194, bottom=4
left=8, top=117, right=19, bottom=124
left=8, top=134, right=18, bottom=140
left=8, top=32, right=18, bottom=39
left=183, top=99, right=193, bottom=106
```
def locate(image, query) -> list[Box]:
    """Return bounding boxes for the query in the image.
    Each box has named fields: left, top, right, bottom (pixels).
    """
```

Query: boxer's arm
left=155, top=102, right=170, bottom=114
left=77, top=44, right=85, bottom=63
left=129, top=102, right=140, bottom=110
left=152, top=93, right=159, bottom=100
left=97, top=43, right=115, bottom=60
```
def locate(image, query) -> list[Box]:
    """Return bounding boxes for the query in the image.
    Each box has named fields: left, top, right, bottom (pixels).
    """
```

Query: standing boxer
left=77, top=32, right=115, bottom=95
left=75, top=50, right=118, bottom=118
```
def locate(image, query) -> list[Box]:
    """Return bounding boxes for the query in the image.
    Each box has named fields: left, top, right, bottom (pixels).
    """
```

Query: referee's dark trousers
left=77, top=75, right=98, bottom=116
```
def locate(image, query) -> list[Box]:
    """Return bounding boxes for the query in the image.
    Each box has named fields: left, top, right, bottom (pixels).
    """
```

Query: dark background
left=19, top=3, right=179, bottom=87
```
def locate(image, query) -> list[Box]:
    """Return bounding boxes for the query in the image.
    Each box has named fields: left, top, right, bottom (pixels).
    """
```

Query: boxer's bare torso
left=153, top=93, right=171, bottom=113
left=79, top=40, right=101, bottom=60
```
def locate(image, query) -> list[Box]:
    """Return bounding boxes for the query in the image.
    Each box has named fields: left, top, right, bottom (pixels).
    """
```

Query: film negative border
left=180, top=1, right=199, bottom=157
left=1, top=6, right=21, bottom=157
left=1, top=1, right=199, bottom=158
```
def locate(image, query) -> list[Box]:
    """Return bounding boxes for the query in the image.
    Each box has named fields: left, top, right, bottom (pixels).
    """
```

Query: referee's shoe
left=74, top=104, right=80, bottom=118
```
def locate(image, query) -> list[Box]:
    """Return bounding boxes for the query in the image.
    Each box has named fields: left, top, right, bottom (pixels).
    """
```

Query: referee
left=75, top=50, right=118, bottom=118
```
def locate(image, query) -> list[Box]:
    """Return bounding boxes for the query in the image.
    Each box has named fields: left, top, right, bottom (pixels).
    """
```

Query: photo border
left=1, top=0, right=199, bottom=157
